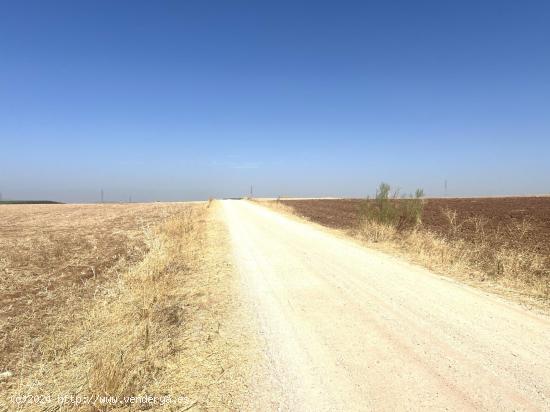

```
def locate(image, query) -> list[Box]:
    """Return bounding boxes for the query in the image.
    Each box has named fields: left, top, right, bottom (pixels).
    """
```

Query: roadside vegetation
left=359, top=182, right=424, bottom=232
left=356, top=183, right=549, bottom=303
left=265, top=189, right=550, bottom=307
left=0, top=202, right=249, bottom=410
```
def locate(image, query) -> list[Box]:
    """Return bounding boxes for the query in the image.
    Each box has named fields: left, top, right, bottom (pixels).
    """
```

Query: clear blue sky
left=1, top=1, right=549, bottom=202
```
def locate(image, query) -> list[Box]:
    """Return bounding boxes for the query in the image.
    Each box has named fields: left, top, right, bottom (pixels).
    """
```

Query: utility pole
left=250, top=185, right=253, bottom=198
left=100, top=189, right=104, bottom=203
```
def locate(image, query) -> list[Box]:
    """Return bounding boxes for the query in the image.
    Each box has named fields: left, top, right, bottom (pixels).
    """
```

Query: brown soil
left=0, top=203, right=187, bottom=374
left=278, top=197, right=550, bottom=255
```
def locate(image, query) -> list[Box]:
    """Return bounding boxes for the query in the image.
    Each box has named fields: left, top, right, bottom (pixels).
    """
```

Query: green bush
left=359, top=183, right=424, bottom=231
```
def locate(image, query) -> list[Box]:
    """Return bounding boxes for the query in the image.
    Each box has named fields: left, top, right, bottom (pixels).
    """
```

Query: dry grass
left=0, top=203, right=180, bottom=376
left=251, top=198, right=296, bottom=216
left=0, top=202, right=252, bottom=410
left=356, top=212, right=550, bottom=305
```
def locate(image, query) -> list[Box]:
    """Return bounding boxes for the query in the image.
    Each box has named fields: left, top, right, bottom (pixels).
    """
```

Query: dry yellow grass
left=251, top=198, right=297, bottom=217
left=354, top=221, right=549, bottom=311
left=0, top=201, right=253, bottom=410
left=0, top=203, right=180, bottom=377
left=353, top=210, right=550, bottom=305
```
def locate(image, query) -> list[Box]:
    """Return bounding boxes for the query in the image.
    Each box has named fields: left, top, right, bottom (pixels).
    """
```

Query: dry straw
left=1, top=202, right=252, bottom=411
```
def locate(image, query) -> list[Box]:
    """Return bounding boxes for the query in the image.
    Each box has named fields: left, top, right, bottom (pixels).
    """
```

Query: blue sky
left=1, top=1, right=549, bottom=202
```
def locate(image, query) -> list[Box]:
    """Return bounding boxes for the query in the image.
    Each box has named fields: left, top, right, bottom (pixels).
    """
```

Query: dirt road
left=222, top=200, right=550, bottom=411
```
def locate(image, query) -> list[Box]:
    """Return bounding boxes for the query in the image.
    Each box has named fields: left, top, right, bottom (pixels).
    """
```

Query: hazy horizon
left=2, top=1, right=549, bottom=203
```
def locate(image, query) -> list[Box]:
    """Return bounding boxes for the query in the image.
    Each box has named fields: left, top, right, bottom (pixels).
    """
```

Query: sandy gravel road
left=222, top=200, right=550, bottom=411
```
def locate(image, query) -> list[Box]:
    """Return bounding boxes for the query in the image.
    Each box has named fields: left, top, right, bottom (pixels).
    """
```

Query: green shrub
left=359, top=183, right=424, bottom=231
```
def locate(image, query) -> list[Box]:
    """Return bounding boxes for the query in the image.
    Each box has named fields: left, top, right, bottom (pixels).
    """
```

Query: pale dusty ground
left=222, top=199, right=550, bottom=411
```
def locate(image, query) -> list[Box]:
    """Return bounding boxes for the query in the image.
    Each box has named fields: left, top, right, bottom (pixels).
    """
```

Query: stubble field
left=0, top=203, right=179, bottom=375
left=0, top=202, right=250, bottom=410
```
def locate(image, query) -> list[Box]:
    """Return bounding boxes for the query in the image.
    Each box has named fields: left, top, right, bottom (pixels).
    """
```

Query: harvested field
left=0, top=202, right=253, bottom=410
left=0, top=203, right=185, bottom=376
left=279, top=197, right=550, bottom=255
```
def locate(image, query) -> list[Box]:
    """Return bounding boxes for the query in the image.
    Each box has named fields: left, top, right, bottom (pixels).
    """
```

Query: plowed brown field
left=279, top=197, right=550, bottom=255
